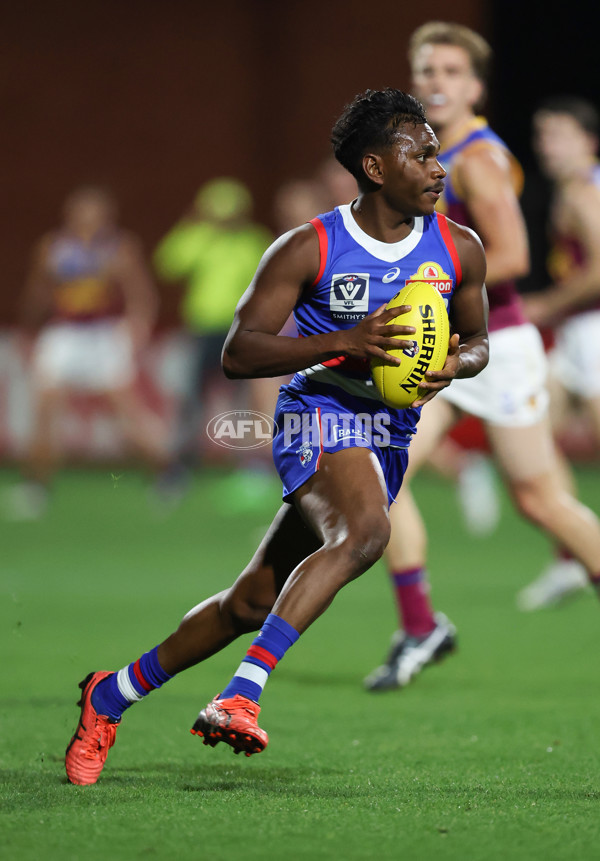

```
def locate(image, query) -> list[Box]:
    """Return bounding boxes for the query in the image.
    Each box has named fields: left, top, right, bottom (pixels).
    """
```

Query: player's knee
left=222, top=589, right=272, bottom=635
left=512, top=479, right=553, bottom=527
left=339, top=515, right=391, bottom=576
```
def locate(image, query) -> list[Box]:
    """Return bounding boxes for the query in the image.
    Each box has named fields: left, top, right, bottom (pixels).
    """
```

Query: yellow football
left=370, top=280, right=450, bottom=408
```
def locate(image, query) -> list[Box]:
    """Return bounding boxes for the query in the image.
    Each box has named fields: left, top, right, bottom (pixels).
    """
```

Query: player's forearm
left=222, top=330, right=348, bottom=379
left=455, top=334, right=489, bottom=379
left=544, top=272, right=600, bottom=316
left=481, top=248, right=529, bottom=287
left=123, top=288, right=159, bottom=330
left=20, top=303, right=46, bottom=330
left=19, top=285, right=51, bottom=330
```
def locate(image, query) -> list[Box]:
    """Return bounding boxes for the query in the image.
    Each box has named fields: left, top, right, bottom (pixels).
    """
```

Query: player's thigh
left=32, top=384, right=70, bottom=425
left=545, top=371, right=571, bottom=432
left=104, top=383, right=146, bottom=419
left=486, top=416, right=557, bottom=483
left=294, top=447, right=391, bottom=557
left=583, top=395, right=600, bottom=444
left=403, top=395, right=458, bottom=480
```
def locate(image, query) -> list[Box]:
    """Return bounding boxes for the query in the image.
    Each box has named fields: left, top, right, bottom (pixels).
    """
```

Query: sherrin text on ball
left=370, top=280, right=450, bottom=408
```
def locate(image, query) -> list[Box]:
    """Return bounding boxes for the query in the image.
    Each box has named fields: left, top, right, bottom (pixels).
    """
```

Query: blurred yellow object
left=194, top=178, right=253, bottom=221
left=53, top=277, right=115, bottom=315
left=154, top=178, right=271, bottom=333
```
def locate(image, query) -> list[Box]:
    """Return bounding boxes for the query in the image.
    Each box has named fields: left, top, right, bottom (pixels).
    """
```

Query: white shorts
left=548, top=310, right=600, bottom=398
left=440, top=323, right=549, bottom=427
left=32, top=320, right=136, bottom=391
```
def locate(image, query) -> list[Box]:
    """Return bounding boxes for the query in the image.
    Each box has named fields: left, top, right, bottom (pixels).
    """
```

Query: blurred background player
left=5, top=185, right=167, bottom=519
left=272, top=177, right=328, bottom=235
left=365, top=22, right=600, bottom=691
left=153, top=177, right=272, bottom=503
left=271, top=157, right=358, bottom=235
left=516, top=96, right=600, bottom=608
left=314, top=154, right=359, bottom=211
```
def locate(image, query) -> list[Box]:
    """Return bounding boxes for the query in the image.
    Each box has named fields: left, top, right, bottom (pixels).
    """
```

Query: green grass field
left=1, top=463, right=599, bottom=861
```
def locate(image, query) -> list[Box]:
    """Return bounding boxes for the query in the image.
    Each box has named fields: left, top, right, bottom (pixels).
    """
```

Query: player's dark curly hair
left=331, top=88, right=427, bottom=184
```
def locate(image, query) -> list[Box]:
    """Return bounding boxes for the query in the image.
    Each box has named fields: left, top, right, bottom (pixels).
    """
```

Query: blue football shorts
left=272, top=380, right=415, bottom=505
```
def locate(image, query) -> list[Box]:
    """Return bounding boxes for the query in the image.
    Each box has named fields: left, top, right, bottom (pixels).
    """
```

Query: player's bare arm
left=456, top=145, right=530, bottom=286
left=223, top=223, right=418, bottom=379
left=414, top=220, right=488, bottom=406
left=19, top=236, right=55, bottom=331
left=116, top=235, right=159, bottom=351
left=525, top=182, right=600, bottom=324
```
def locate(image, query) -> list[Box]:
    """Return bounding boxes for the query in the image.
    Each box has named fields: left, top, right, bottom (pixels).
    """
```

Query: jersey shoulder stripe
left=436, top=213, right=462, bottom=285
left=309, top=217, right=328, bottom=287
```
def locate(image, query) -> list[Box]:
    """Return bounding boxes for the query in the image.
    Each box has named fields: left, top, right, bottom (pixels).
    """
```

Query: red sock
left=391, top=567, right=436, bottom=637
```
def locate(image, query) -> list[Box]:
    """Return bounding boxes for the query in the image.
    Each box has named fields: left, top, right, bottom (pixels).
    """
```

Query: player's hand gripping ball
left=371, top=280, right=450, bottom=408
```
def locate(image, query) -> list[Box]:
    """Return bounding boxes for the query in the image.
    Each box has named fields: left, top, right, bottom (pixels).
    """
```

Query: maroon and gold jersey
left=547, top=163, right=600, bottom=315
left=437, top=117, right=527, bottom=332
left=46, top=231, right=124, bottom=321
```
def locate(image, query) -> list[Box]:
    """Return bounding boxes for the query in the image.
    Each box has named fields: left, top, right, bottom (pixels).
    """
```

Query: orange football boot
left=190, top=694, right=268, bottom=756
left=65, top=671, right=120, bottom=785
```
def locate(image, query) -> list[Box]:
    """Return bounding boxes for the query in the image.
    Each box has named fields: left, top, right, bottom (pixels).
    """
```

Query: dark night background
left=489, top=0, right=597, bottom=294
left=1, top=0, right=596, bottom=323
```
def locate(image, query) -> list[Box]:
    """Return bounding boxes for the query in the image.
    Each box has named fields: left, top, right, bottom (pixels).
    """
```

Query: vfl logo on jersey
left=330, top=273, right=370, bottom=321
left=406, top=262, right=453, bottom=295
left=382, top=267, right=401, bottom=283
left=403, top=340, right=420, bottom=359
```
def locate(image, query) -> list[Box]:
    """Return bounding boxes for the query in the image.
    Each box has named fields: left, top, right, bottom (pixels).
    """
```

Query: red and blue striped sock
left=218, top=613, right=300, bottom=703
left=391, top=566, right=436, bottom=638
left=91, top=646, right=173, bottom=721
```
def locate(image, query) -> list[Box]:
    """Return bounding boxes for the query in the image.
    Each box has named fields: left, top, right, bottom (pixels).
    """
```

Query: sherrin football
left=370, top=280, right=450, bottom=408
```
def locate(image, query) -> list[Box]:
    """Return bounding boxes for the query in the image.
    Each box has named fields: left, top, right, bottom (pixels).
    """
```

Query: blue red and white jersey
left=435, top=117, right=527, bottom=332
left=290, top=203, right=461, bottom=405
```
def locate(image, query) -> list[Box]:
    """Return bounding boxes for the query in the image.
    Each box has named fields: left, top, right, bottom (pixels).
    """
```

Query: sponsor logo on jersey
left=330, top=273, right=370, bottom=321
left=332, top=424, right=368, bottom=444
left=382, top=267, right=401, bottom=283
left=406, top=262, right=453, bottom=295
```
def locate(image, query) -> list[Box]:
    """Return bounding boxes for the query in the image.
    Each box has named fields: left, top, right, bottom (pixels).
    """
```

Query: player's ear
left=586, top=132, right=599, bottom=157
left=467, top=77, right=485, bottom=112
left=362, top=153, right=384, bottom=187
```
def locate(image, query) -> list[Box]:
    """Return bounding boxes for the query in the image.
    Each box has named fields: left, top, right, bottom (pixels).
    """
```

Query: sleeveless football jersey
left=436, top=117, right=526, bottom=332
left=284, top=203, right=461, bottom=439
left=547, top=163, right=600, bottom=315
left=46, top=230, right=123, bottom=322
